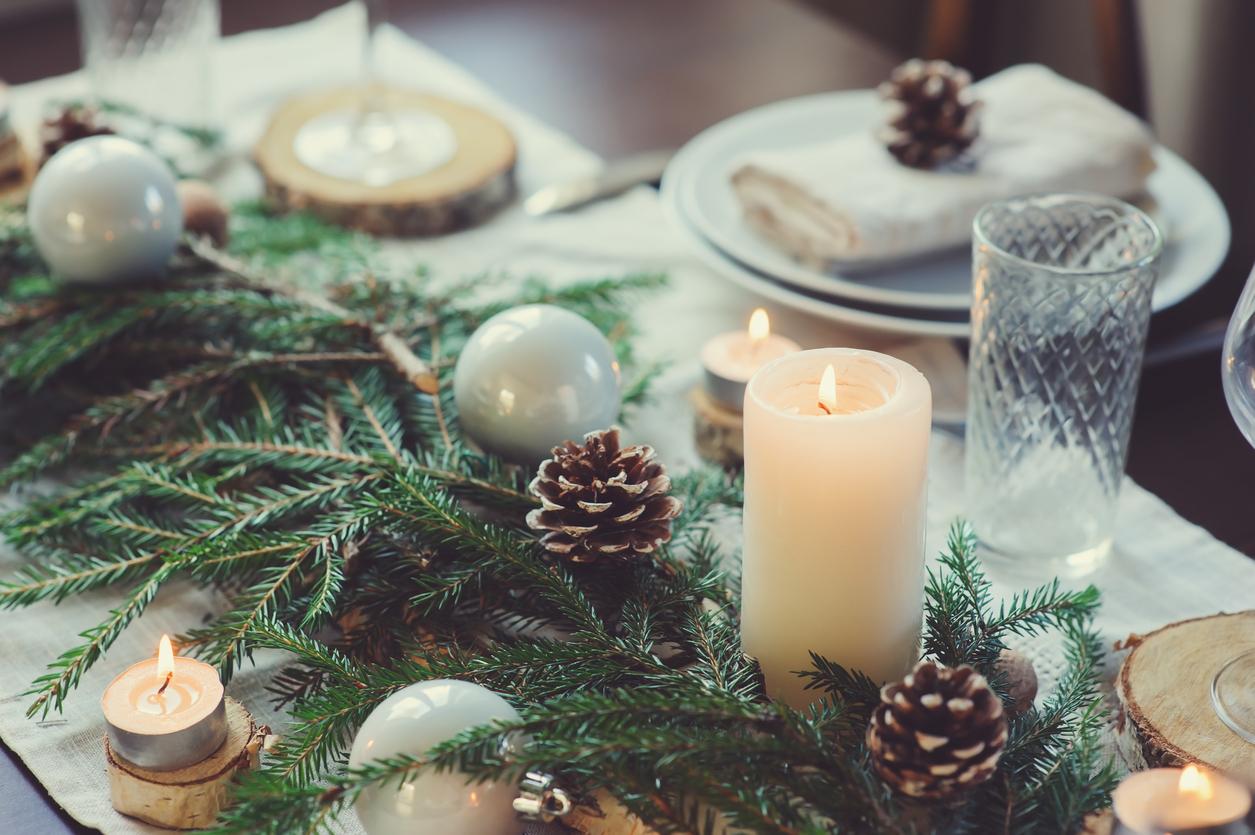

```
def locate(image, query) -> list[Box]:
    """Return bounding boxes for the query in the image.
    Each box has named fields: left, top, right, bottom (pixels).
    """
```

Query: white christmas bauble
left=348, top=679, right=521, bottom=835
left=453, top=304, right=621, bottom=464
left=27, top=135, right=182, bottom=284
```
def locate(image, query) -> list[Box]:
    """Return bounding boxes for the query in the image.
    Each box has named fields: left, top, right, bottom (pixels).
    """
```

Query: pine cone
left=526, top=428, right=682, bottom=564
left=878, top=59, right=980, bottom=169
left=39, top=104, right=115, bottom=165
left=867, top=660, right=1008, bottom=799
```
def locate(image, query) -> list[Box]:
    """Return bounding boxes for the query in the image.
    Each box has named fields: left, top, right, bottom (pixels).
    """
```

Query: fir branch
left=25, top=561, right=179, bottom=717
left=186, top=237, right=438, bottom=393
left=0, top=201, right=1114, bottom=834
left=0, top=545, right=161, bottom=607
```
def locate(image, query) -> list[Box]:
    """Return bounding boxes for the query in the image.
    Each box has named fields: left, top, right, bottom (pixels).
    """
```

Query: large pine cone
left=878, top=59, right=980, bottom=169
left=867, top=660, right=1008, bottom=799
left=526, top=428, right=682, bottom=564
left=39, top=104, right=115, bottom=165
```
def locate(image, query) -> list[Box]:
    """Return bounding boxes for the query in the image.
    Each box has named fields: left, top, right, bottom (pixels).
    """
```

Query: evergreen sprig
left=0, top=203, right=1113, bottom=833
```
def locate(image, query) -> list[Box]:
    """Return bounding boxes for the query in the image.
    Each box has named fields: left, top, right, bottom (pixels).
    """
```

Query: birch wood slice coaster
left=106, top=697, right=268, bottom=830
left=1116, top=610, right=1255, bottom=783
left=254, top=85, right=516, bottom=237
left=691, top=387, right=744, bottom=469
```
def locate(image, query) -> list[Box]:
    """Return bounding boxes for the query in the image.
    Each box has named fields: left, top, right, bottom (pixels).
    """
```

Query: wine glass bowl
left=1216, top=261, right=1255, bottom=744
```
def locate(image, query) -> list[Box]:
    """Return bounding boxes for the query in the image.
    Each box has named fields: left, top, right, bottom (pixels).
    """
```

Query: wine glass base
left=293, top=107, right=458, bottom=187
left=1212, top=648, right=1255, bottom=744
left=972, top=533, right=1112, bottom=585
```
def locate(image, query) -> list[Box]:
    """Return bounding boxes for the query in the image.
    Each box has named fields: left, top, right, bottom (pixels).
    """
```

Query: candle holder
left=691, top=387, right=744, bottom=468
left=106, top=697, right=268, bottom=830
left=1111, top=767, right=1252, bottom=835
left=693, top=309, right=800, bottom=468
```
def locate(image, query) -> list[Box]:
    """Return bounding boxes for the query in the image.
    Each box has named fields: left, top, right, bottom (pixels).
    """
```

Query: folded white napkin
left=731, top=64, right=1156, bottom=266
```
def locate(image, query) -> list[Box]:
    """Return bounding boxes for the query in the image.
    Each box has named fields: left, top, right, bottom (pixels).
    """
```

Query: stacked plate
left=660, top=90, right=1230, bottom=338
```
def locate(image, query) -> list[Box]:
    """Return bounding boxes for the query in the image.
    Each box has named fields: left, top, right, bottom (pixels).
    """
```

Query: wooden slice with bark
left=1115, top=610, right=1255, bottom=783
left=255, top=85, right=516, bottom=237
left=106, top=697, right=268, bottom=830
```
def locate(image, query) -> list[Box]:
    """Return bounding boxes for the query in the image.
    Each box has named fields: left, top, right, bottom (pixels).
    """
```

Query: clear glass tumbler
left=76, top=0, right=219, bottom=131
left=964, top=194, right=1163, bottom=575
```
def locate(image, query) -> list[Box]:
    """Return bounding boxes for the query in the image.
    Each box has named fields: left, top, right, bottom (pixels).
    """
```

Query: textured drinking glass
left=965, top=194, right=1162, bottom=575
left=76, top=0, right=219, bottom=130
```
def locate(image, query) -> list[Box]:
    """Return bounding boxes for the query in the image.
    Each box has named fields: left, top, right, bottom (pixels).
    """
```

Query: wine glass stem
left=356, top=0, right=394, bottom=149
left=365, top=0, right=389, bottom=77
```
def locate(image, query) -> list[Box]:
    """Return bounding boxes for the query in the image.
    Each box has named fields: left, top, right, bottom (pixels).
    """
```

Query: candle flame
left=156, top=634, right=175, bottom=680
left=818, top=365, right=838, bottom=414
left=747, top=308, right=770, bottom=344
left=1178, top=764, right=1214, bottom=801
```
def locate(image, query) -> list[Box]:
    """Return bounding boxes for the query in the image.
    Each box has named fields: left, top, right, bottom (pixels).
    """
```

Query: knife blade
left=523, top=150, right=674, bottom=216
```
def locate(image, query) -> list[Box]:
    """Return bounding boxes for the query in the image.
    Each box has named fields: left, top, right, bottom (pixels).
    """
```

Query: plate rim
left=669, top=88, right=1231, bottom=315
left=659, top=167, right=973, bottom=339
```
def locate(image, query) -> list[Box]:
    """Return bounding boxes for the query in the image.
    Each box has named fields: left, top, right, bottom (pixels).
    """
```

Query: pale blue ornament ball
left=454, top=304, right=621, bottom=463
left=348, top=679, right=521, bottom=835
left=27, top=135, right=182, bottom=284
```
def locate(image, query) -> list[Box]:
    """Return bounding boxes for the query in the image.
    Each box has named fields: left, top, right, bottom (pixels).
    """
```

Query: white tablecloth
left=1, top=6, right=1252, bottom=833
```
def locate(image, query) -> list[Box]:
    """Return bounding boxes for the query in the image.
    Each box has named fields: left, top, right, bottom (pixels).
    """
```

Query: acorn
left=177, top=179, right=229, bottom=246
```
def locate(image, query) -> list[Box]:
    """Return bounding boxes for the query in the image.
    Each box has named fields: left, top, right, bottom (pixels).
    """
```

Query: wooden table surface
left=1, top=1, right=1252, bottom=831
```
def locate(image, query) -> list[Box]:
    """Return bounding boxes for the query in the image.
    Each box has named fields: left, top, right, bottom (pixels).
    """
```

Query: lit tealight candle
left=701, top=308, right=801, bottom=411
left=1113, top=765, right=1251, bottom=834
left=102, top=635, right=227, bottom=771
left=742, top=348, right=931, bottom=707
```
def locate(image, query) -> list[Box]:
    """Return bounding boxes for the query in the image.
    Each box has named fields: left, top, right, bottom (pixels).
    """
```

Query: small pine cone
left=867, top=660, right=1008, bottom=799
left=878, top=59, right=980, bottom=169
left=526, top=428, right=682, bottom=564
left=39, top=104, right=115, bottom=165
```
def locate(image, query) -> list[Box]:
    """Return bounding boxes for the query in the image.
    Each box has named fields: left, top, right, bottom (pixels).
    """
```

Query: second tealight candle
left=741, top=348, right=931, bottom=707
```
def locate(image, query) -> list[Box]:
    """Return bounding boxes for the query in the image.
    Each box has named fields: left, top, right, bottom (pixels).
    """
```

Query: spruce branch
left=25, top=561, right=179, bottom=718
left=186, top=237, right=438, bottom=393
left=0, top=201, right=1114, bottom=834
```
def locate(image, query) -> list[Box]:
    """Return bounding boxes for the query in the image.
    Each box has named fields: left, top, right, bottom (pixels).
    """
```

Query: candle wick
left=156, top=672, right=172, bottom=697
left=817, top=401, right=833, bottom=415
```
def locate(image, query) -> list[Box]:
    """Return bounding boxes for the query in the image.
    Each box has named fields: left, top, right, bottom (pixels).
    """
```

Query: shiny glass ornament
left=453, top=304, right=622, bottom=464
left=348, top=679, right=520, bottom=835
left=27, top=136, right=182, bottom=284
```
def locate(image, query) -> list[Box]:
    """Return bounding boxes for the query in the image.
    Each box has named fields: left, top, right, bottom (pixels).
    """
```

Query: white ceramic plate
left=660, top=168, right=972, bottom=338
left=672, top=90, right=1230, bottom=314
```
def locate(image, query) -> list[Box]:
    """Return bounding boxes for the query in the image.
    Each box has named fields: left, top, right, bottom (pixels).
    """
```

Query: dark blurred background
left=2, top=0, right=1254, bottom=551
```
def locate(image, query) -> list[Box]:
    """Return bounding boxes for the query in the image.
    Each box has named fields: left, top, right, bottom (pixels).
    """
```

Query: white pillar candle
left=701, top=309, right=801, bottom=411
left=741, top=348, right=931, bottom=707
left=102, top=635, right=227, bottom=771
left=1113, top=766, right=1251, bottom=834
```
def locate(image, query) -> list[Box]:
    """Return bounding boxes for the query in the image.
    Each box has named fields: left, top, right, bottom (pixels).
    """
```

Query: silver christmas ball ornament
left=454, top=304, right=621, bottom=464
left=348, top=679, right=521, bottom=835
left=27, top=135, right=182, bottom=284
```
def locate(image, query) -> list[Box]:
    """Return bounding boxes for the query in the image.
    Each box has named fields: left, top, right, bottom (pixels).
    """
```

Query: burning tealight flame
left=818, top=364, right=838, bottom=415
left=1179, top=764, right=1214, bottom=801
left=748, top=308, right=770, bottom=344
left=156, top=634, right=175, bottom=695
